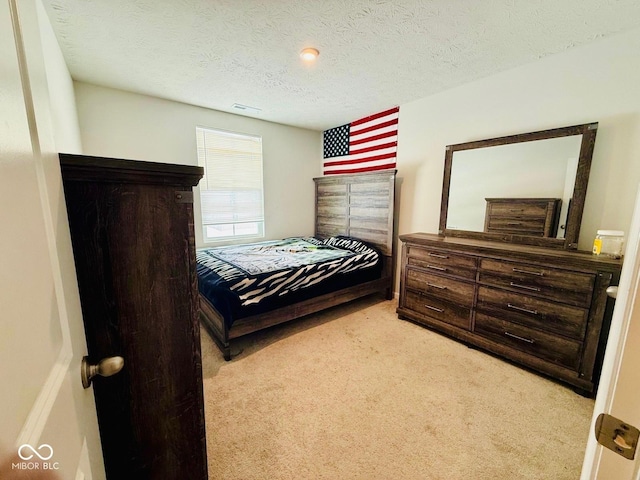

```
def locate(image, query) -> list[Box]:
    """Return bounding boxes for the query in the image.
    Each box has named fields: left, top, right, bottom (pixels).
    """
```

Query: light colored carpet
left=200, top=297, right=594, bottom=480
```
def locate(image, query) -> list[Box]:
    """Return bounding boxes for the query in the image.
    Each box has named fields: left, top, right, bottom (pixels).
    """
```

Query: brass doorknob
left=81, top=356, right=124, bottom=389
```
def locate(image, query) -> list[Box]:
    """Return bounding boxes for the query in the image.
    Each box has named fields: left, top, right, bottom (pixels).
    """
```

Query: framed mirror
left=439, top=123, right=598, bottom=250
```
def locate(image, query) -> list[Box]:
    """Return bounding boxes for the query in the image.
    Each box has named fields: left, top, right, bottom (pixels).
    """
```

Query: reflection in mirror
left=446, top=135, right=582, bottom=238
left=439, top=123, right=598, bottom=250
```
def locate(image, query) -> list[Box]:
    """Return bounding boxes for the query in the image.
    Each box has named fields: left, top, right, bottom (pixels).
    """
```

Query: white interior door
left=0, top=0, right=104, bottom=478
left=581, top=182, right=640, bottom=479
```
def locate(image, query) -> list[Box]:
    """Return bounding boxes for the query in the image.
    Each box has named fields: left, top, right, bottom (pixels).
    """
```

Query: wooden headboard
left=313, top=169, right=396, bottom=257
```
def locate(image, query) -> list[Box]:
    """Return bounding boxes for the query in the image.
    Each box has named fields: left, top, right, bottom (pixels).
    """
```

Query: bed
left=198, top=169, right=397, bottom=360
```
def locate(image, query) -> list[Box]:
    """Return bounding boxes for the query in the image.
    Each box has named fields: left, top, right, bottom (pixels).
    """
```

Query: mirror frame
left=439, top=122, right=598, bottom=250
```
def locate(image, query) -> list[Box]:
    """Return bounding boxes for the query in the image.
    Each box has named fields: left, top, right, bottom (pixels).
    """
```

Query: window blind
left=196, top=127, right=264, bottom=240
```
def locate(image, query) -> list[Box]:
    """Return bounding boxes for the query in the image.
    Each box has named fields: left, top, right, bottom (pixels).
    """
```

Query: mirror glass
left=439, top=123, right=597, bottom=249
left=446, top=136, right=582, bottom=237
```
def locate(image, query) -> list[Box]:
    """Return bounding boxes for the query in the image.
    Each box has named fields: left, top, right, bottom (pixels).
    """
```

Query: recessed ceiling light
left=300, top=47, right=319, bottom=62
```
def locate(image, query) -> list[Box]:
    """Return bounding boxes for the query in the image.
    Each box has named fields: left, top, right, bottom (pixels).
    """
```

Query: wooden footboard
left=199, top=294, right=231, bottom=360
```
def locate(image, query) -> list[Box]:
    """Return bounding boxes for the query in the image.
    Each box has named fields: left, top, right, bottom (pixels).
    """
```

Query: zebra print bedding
left=196, top=236, right=382, bottom=328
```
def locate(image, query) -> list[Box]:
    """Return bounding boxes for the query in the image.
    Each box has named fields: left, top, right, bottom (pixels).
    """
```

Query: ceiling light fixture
left=300, top=47, right=319, bottom=62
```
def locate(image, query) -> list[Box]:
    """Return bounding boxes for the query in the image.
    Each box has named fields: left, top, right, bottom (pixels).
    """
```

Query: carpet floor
left=200, top=297, right=594, bottom=479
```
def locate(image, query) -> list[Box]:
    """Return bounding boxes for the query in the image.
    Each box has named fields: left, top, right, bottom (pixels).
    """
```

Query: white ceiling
left=42, top=0, right=640, bottom=131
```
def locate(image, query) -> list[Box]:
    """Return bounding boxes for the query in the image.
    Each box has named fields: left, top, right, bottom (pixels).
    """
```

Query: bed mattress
left=196, top=236, right=382, bottom=328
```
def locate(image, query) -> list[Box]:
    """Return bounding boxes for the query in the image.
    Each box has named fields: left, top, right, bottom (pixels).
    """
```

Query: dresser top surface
left=400, top=232, right=622, bottom=272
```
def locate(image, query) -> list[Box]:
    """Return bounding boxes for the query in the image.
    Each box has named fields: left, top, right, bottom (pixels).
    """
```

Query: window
left=196, top=127, right=264, bottom=243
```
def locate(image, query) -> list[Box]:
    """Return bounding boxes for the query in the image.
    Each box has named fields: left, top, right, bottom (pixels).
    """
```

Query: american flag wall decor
left=322, top=106, right=399, bottom=175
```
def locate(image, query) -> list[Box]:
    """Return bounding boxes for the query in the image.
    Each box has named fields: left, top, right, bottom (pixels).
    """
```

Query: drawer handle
left=507, top=222, right=522, bottom=225
left=504, top=331, right=535, bottom=344
left=424, top=304, right=444, bottom=313
left=426, top=282, right=447, bottom=290
left=512, top=268, right=544, bottom=277
left=510, top=282, right=541, bottom=292
left=509, top=209, right=524, bottom=213
left=507, top=303, right=539, bottom=315
left=426, top=265, right=447, bottom=272
left=428, top=252, right=449, bottom=259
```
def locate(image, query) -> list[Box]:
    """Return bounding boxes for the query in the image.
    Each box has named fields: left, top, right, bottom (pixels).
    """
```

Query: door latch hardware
left=81, top=356, right=125, bottom=389
left=594, top=413, right=639, bottom=460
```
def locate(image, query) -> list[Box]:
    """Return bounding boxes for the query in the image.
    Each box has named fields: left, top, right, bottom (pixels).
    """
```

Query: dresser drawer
left=486, top=217, right=546, bottom=236
left=404, top=290, right=471, bottom=330
left=407, top=246, right=476, bottom=280
left=476, top=286, right=588, bottom=340
left=474, top=313, right=581, bottom=369
left=479, top=258, right=594, bottom=307
left=406, top=268, right=475, bottom=308
left=487, top=202, right=551, bottom=217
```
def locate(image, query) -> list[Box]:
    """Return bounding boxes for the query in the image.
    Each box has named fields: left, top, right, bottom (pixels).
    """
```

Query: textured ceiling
left=42, top=0, right=640, bottom=131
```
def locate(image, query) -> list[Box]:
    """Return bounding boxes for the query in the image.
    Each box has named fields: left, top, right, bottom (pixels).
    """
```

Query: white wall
left=74, top=83, right=322, bottom=246
left=38, top=0, right=82, bottom=154
left=397, top=27, right=640, bottom=253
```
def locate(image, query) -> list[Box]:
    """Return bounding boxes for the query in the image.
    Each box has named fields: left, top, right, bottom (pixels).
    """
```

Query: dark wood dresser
left=60, top=154, right=208, bottom=479
left=397, top=232, right=622, bottom=394
left=484, top=198, right=562, bottom=237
